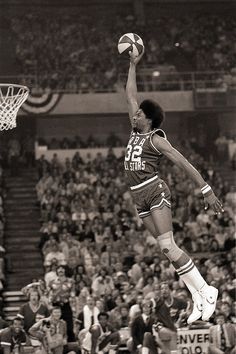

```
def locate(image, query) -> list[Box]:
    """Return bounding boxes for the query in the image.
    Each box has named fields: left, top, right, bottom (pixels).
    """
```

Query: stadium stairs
left=218, top=164, right=236, bottom=187
left=3, top=167, right=44, bottom=320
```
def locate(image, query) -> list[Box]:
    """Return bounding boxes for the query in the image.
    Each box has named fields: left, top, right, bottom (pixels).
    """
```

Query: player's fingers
left=216, top=200, right=223, bottom=209
left=216, top=200, right=224, bottom=213
left=213, top=201, right=222, bottom=214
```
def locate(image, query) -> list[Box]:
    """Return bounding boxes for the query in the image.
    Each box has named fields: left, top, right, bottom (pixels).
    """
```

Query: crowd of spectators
left=37, top=133, right=124, bottom=150
left=0, top=134, right=234, bottom=353
left=10, top=11, right=236, bottom=92
left=20, top=137, right=234, bottom=352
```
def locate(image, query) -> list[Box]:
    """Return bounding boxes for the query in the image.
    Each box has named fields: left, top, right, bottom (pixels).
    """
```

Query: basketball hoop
left=0, top=84, right=29, bottom=131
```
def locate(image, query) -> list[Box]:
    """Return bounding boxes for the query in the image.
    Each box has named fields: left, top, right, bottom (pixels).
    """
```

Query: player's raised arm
left=151, top=134, right=224, bottom=214
left=126, top=50, right=144, bottom=124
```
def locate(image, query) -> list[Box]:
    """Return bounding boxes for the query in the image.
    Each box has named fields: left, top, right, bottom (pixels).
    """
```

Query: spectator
left=44, top=243, right=66, bottom=267
left=209, top=312, right=236, bottom=354
left=109, top=303, right=130, bottom=331
left=129, top=293, right=143, bottom=320
left=48, top=266, right=75, bottom=342
left=29, top=307, right=67, bottom=354
left=77, top=296, right=100, bottom=332
left=91, top=268, right=114, bottom=298
left=127, top=298, right=164, bottom=354
left=160, top=282, right=187, bottom=324
left=80, top=312, right=120, bottom=354
left=18, top=289, right=50, bottom=334
left=0, top=317, right=27, bottom=354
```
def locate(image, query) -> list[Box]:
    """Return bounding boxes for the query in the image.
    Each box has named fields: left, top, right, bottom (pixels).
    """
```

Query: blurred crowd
left=10, top=12, right=236, bottom=92
left=25, top=139, right=235, bottom=352
left=37, top=133, right=124, bottom=150
left=0, top=135, right=234, bottom=353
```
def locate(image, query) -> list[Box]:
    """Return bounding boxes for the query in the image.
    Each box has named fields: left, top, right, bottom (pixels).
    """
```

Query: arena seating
left=10, top=12, right=236, bottom=92
left=35, top=138, right=236, bottom=325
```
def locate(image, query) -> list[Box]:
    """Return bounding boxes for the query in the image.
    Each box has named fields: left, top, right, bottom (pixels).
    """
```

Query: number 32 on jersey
left=124, top=144, right=146, bottom=171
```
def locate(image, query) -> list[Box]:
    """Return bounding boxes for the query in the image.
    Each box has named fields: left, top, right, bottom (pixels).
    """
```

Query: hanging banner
left=21, top=91, right=62, bottom=114
left=177, top=328, right=210, bottom=354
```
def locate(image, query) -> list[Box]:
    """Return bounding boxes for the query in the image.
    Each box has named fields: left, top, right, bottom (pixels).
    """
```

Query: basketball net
left=0, top=84, right=29, bottom=130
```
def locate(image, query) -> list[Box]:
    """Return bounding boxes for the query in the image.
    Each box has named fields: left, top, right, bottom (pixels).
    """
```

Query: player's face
left=132, top=109, right=147, bottom=132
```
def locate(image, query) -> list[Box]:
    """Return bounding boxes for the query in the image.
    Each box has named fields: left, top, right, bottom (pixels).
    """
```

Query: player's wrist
left=201, top=184, right=213, bottom=197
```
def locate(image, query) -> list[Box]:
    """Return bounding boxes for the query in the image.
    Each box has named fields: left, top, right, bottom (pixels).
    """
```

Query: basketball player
left=124, top=49, right=224, bottom=324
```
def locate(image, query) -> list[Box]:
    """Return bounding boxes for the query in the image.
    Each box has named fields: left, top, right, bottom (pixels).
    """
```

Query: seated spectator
left=18, top=289, right=50, bottom=334
left=109, top=303, right=130, bottom=331
left=44, top=243, right=66, bottom=267
left=129, top=293, right=143, bottom=320
left=91, top=268, right=114, bottom=298
left=0, top=317, right=27, bottom=354
left=44, top=259, right=58, bottom=289
left=29, top=307, right=67, bottom=354
left=209, top=312, right=236, bottom=354
left=77, top=296, right=100, bottom=332
left=42, top=236, right=58, bottom=258
left=80, top=312, right=120, bottom=354
left=127, top=298, right=164, bottom=354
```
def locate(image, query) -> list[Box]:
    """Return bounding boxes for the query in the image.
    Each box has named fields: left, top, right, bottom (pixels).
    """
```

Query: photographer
left=29, top=307, right=67, bottom=354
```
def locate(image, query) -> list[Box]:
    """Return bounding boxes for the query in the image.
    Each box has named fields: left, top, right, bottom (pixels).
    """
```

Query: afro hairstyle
left=140, top=99, right=165, bottom=129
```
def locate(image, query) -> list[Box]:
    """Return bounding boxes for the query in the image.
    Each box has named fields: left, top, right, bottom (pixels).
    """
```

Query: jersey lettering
left=139, top=138, right=146, bottom=147
left=124, top=144, right=146, bottom=170
left=125, top=130, right=166, bottom=186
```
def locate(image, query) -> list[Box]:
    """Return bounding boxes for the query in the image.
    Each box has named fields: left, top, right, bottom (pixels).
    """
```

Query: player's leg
left=142, top=207, right=218, bottom=323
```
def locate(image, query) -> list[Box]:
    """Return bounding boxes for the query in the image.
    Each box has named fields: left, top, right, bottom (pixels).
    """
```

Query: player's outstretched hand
left=204, top=192, right=224, bottom=214
left=129, top=47, right=145, bottom=65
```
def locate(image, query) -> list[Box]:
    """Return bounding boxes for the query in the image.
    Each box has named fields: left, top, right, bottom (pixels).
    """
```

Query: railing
left=120, top=70, right=234, bottom=92
left=0, top=71, right=234, bottom=93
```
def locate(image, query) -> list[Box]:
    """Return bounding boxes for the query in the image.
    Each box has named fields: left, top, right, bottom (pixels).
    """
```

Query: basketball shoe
left=199, top=284, right=218, bottom=321
left=187, top=291, right=203, bottom=324
left=187, top=285, right=218, bottom=324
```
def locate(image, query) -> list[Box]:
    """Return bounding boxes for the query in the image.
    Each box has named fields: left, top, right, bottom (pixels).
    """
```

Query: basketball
left=118, top=33, right=144, bottom=57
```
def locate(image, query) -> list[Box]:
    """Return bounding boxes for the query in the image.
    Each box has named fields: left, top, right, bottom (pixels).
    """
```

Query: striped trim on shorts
left=130, top=176, right=171, bottom=219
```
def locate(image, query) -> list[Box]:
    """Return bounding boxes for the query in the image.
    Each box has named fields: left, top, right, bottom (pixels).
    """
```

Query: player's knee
left=158, top=231, right=182, bottom=261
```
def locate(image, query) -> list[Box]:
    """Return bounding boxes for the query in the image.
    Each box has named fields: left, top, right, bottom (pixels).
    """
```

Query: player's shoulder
left=149, top=129, right=169, bottom=154
left=151, top=129, right=167, bottom=139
